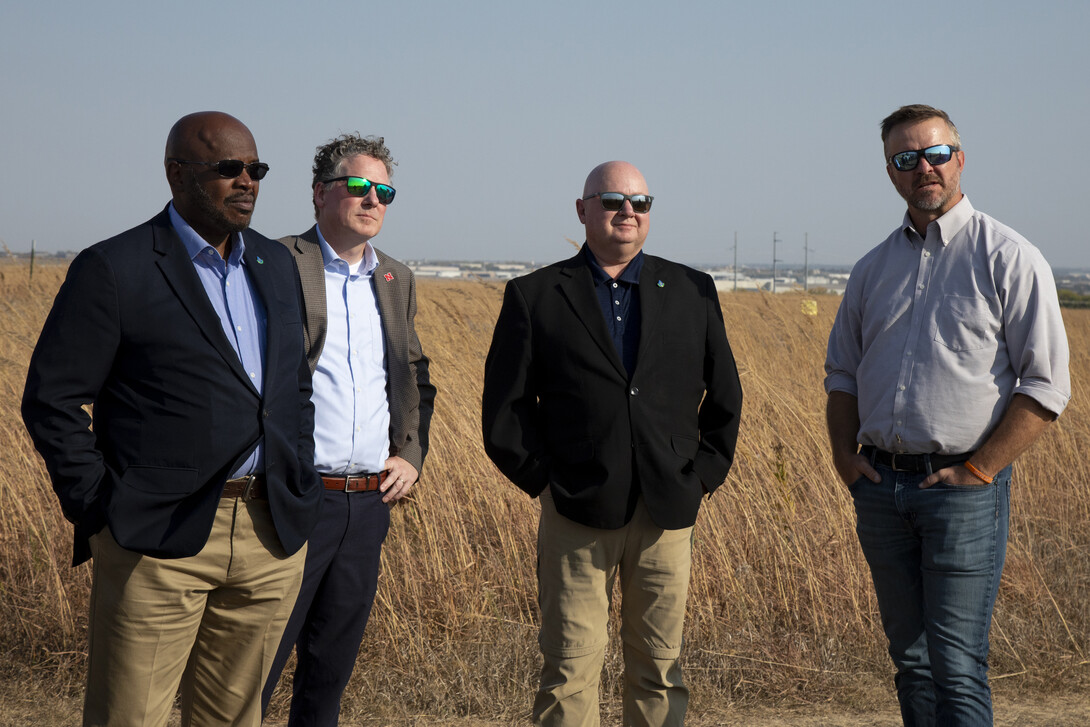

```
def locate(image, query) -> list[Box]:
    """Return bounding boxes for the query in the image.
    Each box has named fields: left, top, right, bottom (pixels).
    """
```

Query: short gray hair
left=311, top=134, right=397, bottom=217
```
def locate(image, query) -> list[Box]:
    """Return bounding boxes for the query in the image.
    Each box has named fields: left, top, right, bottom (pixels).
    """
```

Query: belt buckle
left=344, top=476, right=354, bottom=493
left=889, top=453, right=906, bottom=472
left=241, top=474, right=258, bottom=501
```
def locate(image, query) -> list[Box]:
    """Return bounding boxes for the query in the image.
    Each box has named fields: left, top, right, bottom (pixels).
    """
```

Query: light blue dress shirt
left=825, top=196, right=1070, bottom=454
left=309, top=226, right=391, bottom=475
left=168, top=203, right=266, bottom=477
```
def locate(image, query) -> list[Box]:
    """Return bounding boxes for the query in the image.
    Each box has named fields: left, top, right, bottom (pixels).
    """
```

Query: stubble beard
left=188, top=172, right=252, bottom=235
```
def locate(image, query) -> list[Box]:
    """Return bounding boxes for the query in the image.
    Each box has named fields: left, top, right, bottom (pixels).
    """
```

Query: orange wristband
left=963, top=460, right=993, bottom=484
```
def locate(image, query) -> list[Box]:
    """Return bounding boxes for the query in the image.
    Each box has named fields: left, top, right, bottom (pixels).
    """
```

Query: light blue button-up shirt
left=310, top=226, right=391, bottom=475
left=825, top=196, right=1070, bottom=454
left=169, top=203, right=266, bottom=477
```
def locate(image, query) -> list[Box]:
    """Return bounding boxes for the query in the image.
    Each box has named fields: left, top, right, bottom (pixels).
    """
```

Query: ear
left=886, top=163, right=897, bottom=187
left=313, top=182, right=327, bottom=212
left=165, top=160, right=184, bottom=194
left=576, top=198, right=586, bottom=224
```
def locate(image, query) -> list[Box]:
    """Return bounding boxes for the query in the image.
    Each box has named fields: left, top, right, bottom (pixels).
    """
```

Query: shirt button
left=612, top=282, right=618, bottom=288
left=614, top=300, right=621, bottom=305
left=236, top=325, right=242, bottom=331
left=249, top=372, right=256, bottom=378
left=918, top=284, right=925, bottom=290
left=899, top=385, right=906, bottom=391
left=616, top=316, right=622, bottom=322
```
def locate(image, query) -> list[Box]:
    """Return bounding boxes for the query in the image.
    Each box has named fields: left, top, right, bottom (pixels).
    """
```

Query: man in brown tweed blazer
left=262, top=134, right=436, bottom=725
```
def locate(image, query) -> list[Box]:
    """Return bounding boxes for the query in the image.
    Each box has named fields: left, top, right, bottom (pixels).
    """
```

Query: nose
left=360, top=186, right=380, bottom=206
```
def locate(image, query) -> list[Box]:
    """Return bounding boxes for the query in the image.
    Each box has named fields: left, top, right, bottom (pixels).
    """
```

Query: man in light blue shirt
left=825, top=105, right=1070, bottom=726
left=263, top=134, right=435, bottom=725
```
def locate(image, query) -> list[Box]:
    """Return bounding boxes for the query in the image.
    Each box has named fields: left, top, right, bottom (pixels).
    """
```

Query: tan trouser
left=84, top=497, right=306, bottom=727
left=534, top=490, right=692, bottom=727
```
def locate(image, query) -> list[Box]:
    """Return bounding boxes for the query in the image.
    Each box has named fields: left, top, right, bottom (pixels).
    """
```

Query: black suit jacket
left=22, top=207, right=323, bottom=564
left=482, top=248, right=743, bottom=530
left=279, top=226, right=436, bottom=472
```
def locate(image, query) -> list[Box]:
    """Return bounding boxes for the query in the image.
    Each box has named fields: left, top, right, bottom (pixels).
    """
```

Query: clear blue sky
left=2, top=1, right=1087, bottom=268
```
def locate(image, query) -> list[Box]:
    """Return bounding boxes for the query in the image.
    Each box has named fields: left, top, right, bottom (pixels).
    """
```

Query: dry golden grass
left=1, top=262, right=1087, bottom=724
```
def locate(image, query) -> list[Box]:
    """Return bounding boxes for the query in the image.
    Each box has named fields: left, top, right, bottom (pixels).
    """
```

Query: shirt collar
left=315, top=225, right=379, bottom=275
left=168, top=202, right=246, bottom=265
left=901, top=195, right=974, bottom=247
left=583, top=244, right=644, bottom=285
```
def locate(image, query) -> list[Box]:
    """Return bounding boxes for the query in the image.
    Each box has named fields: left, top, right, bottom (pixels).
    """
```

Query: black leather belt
left=861, top=446, right=971, bottom=474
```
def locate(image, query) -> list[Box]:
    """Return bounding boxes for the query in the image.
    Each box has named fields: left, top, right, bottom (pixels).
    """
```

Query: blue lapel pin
left=657, top=280, right=664, bottom=288
left=256, top=256, right=264, bottom=264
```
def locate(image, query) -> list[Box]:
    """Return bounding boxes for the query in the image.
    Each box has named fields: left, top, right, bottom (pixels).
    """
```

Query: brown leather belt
left=322, top=471, right=389, bottom=492
left=222, top=475, right=267, bottom=500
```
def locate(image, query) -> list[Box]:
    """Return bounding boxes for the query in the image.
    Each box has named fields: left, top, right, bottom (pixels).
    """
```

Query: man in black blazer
left=22, top=111, right=322, bottom=727
left=483, top=161, right=743, bottom=726
left=262, top=134, right=436, bottom=726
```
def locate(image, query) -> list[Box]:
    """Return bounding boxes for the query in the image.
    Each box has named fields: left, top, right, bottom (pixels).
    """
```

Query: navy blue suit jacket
left=482, top=249, right=743, bottom=531
left=22, top=206, right=323, bottom=564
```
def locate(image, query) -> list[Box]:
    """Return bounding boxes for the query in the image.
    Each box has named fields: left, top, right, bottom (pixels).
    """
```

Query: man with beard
left=825, top=104, right=1070, bottom=725
left=22, top=111, right=322, bottom=726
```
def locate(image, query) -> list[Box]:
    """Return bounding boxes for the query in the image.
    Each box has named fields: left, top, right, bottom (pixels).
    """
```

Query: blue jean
left=849, top=464, right=1011, bottom=727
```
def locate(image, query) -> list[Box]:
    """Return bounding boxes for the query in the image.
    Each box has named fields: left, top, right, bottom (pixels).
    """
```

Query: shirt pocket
left=932, top=294, right=1000, bottom=352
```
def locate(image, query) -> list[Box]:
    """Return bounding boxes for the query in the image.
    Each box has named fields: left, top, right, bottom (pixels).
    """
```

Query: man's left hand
left=919, top=464, right=988, bottom=489
left=380, top=457, right=419, bottom=503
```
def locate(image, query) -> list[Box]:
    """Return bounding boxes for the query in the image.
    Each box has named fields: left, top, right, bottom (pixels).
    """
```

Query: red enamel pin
left=384, top=272, right=394, bottom=282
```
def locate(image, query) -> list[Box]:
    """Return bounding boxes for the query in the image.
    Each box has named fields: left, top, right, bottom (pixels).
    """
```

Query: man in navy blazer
left=482, top=161, right=743, bottom=726
left=22, top=111, right=322, bottom=727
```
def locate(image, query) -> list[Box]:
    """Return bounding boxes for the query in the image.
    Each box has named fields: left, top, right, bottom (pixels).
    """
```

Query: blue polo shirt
left=584, top=245, right=642, bottom=378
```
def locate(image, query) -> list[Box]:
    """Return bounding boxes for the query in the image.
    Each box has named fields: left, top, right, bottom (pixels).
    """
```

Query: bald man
left=483, top=161, right=743, bottom=726
left=22, top=111, right=322, bottom=726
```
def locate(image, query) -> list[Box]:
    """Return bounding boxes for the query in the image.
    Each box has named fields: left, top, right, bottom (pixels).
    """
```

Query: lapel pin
left=256, top=256, right=264, bottom=264
left=657, top=280, right=665, bottom=287
left=384, top=272, right=394, bottom=282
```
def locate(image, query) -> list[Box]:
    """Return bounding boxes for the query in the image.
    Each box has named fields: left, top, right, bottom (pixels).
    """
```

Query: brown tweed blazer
left=281, top=226, right=436, bottom=472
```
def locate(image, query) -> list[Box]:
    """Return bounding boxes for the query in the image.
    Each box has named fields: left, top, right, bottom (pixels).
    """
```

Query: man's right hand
left=832, top=451, right=881, bottom=488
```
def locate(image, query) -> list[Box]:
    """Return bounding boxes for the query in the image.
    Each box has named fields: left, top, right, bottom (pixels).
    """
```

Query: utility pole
left=803, top=232, right=813, bottom=293
left=732, top=231, right=738, bottom=292
left=30, top=239, right=36, bottom=282
left=772, top=231, right=781, bottom=293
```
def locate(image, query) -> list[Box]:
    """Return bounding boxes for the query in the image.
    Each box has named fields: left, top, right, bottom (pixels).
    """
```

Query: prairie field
left=1, top=261, right=1087, bottom=725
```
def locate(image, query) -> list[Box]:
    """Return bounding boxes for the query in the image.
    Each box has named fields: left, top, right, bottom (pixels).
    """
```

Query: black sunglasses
left=887, top=144, right=960, bottom=172
left=582, top=192, right=654, bottom=213
left=169, top=158, right=270, bottom=180
left=324, top=176, right=396, bottom=205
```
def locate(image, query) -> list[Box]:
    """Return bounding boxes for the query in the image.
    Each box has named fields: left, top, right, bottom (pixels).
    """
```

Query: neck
left=325, top=234, right=371, bottom=265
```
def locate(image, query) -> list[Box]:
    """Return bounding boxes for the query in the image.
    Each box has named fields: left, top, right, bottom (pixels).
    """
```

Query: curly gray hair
left=312, top=134, right=397, bottom=218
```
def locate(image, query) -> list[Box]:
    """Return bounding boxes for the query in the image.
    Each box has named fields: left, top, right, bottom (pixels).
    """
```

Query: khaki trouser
left=534, top=490, right=693, bottom=727
left=84, top=496, right=306, bottom=727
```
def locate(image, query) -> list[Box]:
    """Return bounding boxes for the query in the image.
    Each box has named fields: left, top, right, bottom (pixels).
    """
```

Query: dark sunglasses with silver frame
left=887, top=144, right=960, bottom=172
left=582, top=192, right=654, bottom=213
left=168, top=158, right=270, bottom=180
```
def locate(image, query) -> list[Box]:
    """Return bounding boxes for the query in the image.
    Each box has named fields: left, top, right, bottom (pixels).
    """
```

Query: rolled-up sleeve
left=824, top=271, right=863, bottom=398
left=1001, top=244, right=1071, bottom=417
